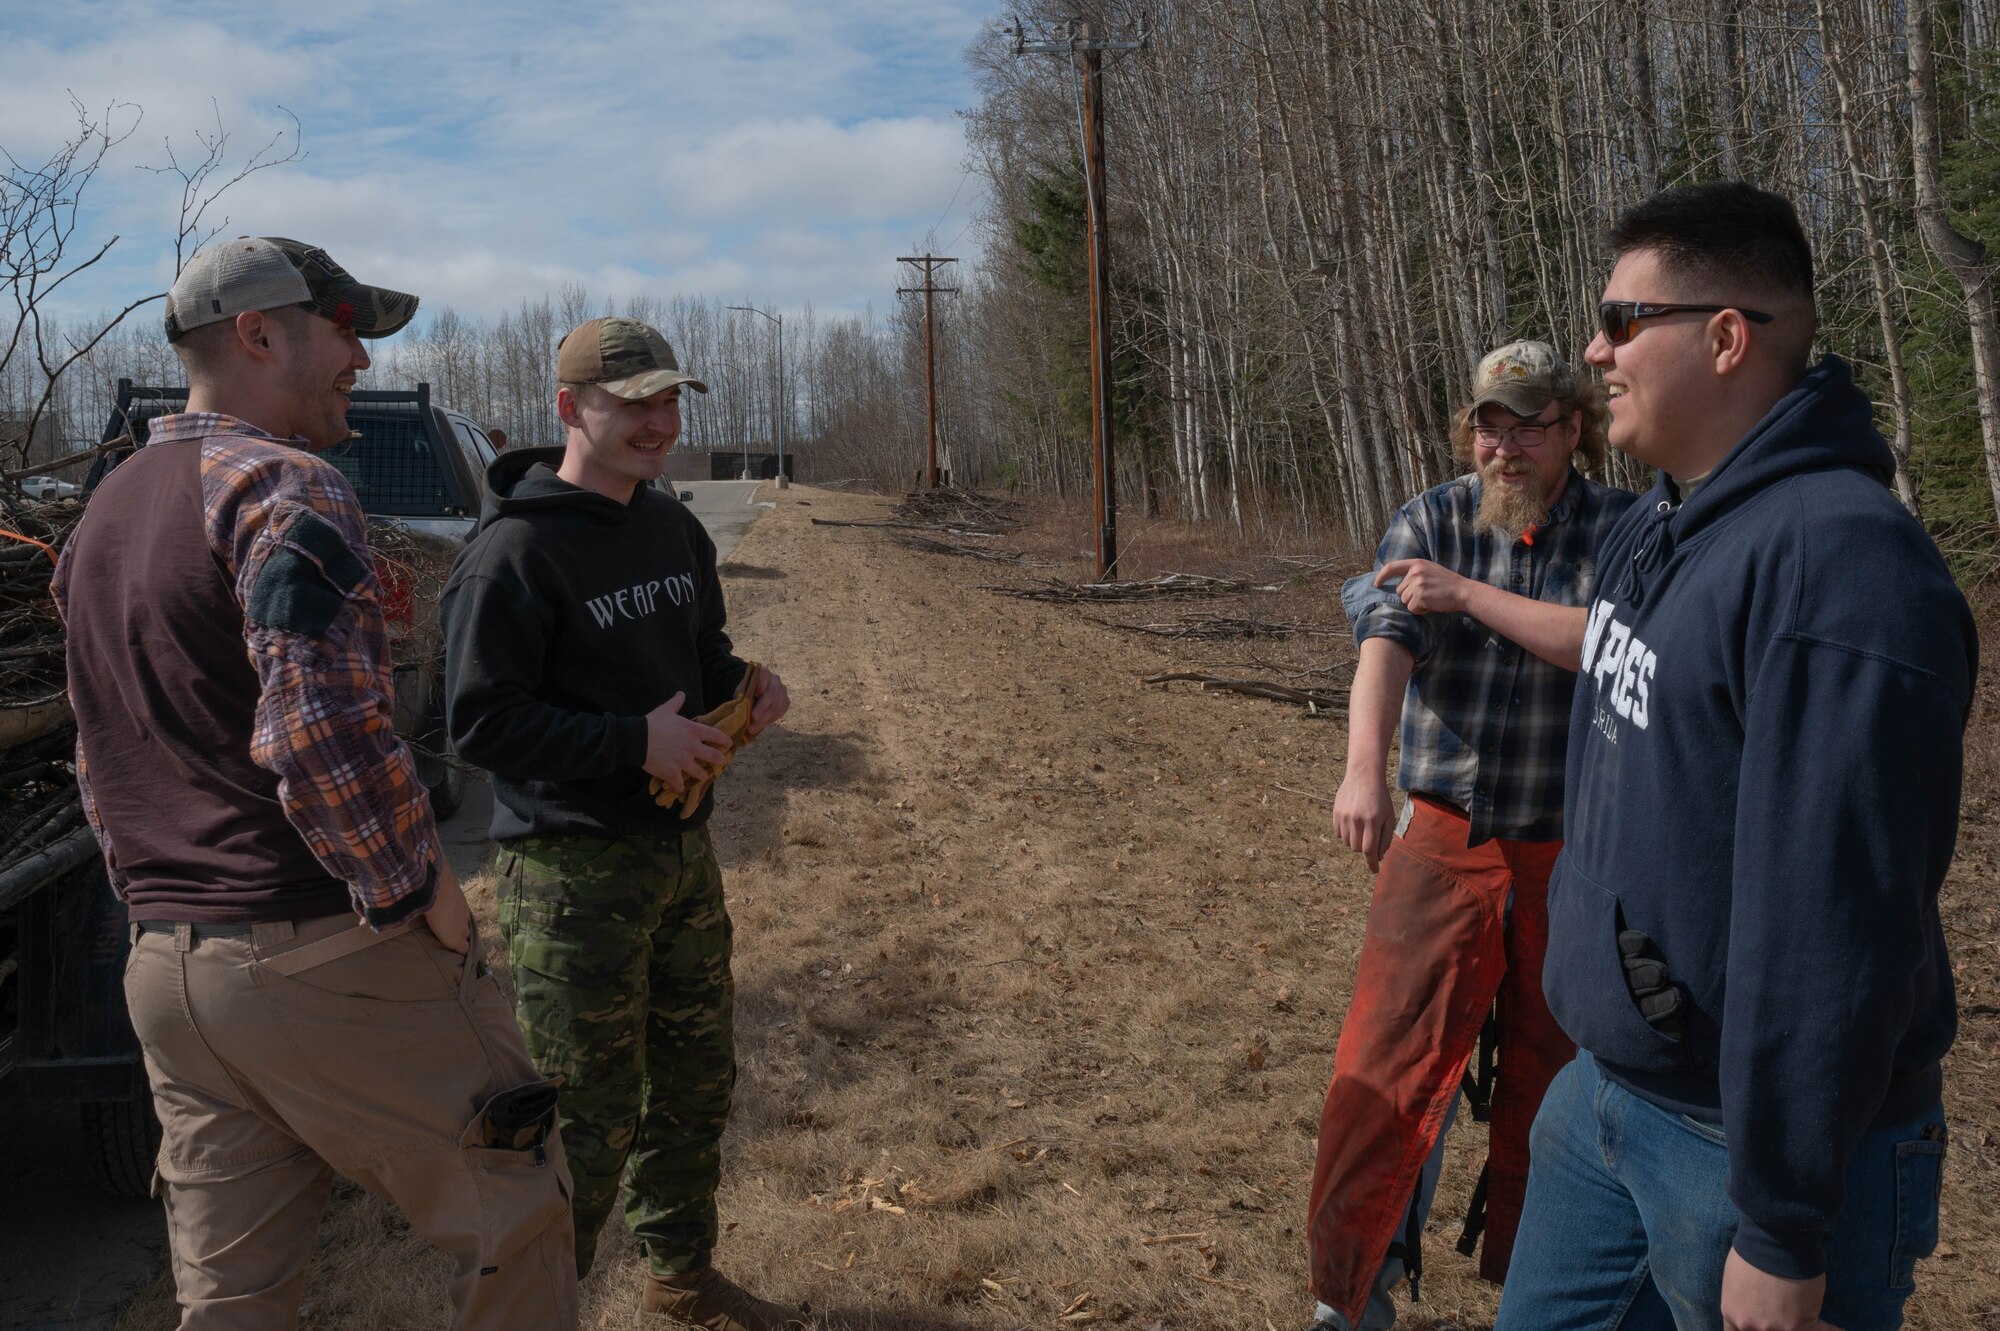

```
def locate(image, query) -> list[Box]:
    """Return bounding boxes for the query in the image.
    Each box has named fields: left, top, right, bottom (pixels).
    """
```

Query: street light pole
left=727, top=304, right=783, bottom=480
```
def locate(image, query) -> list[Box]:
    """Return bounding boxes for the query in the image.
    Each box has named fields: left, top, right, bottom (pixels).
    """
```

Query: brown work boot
left=641, top=1267, right=809, bottom=1331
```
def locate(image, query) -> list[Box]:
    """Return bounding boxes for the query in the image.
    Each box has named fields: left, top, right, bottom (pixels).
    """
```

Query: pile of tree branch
left=810, top=486, right=1028, bottom=541
left=366, top=518, right=458, bottom=673
left=1267, top=554, right=1353, bottom=580
left=0, top=498, right=79, bottom=708
left=0, top=498, right=86, bottom=882
left=893, top=485, right=1023, bottom=535
left=981, top=573, right=1275, bottom=603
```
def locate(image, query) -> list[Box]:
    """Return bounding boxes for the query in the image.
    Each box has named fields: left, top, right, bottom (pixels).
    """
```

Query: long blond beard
left=1476, top=460, right=1555, bottom=541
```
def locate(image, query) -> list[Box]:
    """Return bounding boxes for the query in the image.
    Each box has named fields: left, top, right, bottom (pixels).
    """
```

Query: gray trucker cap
left=164, top=237, right=419, bottom=342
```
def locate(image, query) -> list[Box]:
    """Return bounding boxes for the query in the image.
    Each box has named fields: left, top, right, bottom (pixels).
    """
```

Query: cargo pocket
left=459, top=1078, right=571, bottom=1272
left=1888, top=1135, right=1945, bottom=1290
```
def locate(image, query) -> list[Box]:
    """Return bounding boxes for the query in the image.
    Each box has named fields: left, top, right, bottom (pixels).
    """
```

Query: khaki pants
left=125, top=912, right=579, bottom=1330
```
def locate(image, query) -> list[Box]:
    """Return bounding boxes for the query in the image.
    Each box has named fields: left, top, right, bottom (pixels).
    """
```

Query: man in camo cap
left=441, top=316, right=796, bottom=1331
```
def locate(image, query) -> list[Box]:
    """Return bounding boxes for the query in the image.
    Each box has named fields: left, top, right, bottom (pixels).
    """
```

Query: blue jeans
left=1495, top=1052, right=1945, bottom=1331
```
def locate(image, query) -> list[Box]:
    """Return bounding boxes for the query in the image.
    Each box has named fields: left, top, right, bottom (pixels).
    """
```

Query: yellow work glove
left=649, top=661, right=763, bottom=817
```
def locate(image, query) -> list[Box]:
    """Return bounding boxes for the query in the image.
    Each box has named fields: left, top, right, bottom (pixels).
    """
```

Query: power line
left=929, top=170, right=970, bottom=241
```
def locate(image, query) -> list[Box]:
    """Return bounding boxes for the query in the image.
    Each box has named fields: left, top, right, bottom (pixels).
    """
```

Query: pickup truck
left=0, top=380, right=499, bottom=1195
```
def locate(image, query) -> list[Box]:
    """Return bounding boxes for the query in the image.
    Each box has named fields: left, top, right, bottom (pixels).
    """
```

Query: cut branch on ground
left=1141, top=671, right=1348, bottom=713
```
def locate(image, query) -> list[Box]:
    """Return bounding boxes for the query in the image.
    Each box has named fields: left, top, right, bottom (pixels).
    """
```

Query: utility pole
left=726, top=303, right=784, bottom=480
left=897, top=255, right=957, bottom=488
left=1011, top=13, right=1147, bottom=581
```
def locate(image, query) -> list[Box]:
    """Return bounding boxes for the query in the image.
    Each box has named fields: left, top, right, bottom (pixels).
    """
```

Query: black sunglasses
left=1598, top=300, right=1773, bottom=346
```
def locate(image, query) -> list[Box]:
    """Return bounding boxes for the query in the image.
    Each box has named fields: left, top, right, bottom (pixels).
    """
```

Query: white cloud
left=664, top=117, right=970, bottom=221
left=3, top=1, right=993, bottom=331
left=0, top=23, right=315, bottom=158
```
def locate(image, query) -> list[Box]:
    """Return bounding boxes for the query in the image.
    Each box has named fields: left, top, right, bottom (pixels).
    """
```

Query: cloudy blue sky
left=5, top=0, right=994, bottom=333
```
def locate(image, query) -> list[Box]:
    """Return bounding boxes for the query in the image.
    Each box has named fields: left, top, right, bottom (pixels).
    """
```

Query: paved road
left=0, top=479, right=771, bottom=1329
left=673, top=478, right=768, bottom=562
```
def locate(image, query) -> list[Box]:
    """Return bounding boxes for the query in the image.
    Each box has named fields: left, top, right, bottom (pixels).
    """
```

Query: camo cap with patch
left=557, top=317, right=709, bottom=399
left=164, top=236, right=419, bottom=342
left=1470, top=340, right=1576, bottom=417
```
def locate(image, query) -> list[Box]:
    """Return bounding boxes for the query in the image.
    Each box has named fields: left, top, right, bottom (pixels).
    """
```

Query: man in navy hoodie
left=1495, top=184, right=1977, bottom=1331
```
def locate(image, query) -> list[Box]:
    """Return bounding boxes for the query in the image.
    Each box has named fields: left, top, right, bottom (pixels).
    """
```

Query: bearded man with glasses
left=1495, top=182, right=1977, bottom=1331
left=1304, top=341, right=1637, bottom=1331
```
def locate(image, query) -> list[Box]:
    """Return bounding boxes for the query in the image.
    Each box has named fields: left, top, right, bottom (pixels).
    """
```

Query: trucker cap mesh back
left=169, top=239, right=312, bottom=335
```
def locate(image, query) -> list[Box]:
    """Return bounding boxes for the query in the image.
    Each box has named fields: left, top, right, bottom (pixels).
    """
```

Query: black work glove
left=1617, top=929, right=1688, bottom=1040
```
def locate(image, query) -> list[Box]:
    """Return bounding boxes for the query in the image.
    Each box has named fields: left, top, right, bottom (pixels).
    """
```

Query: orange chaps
left=1305, top=796, right=1571, bottom=1325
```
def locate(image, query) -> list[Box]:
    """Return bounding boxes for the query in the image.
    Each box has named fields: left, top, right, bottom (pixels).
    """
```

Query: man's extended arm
left=1334, top=503, right=1434, bottom=869
left=1333, top=637, right=1415, bottom=871
left=1376, top=558, right=1587, bottom=671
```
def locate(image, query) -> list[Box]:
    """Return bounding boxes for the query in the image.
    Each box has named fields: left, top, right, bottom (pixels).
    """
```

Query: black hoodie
left=439, top=449, right=747, bottom=840
left=1545, top=358, right=1978, bottom=1279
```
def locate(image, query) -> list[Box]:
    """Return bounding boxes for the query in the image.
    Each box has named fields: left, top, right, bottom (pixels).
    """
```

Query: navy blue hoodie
left=439, top=449, right=747, bottom=841
left=1544, top=358, right=1977, bottom=1280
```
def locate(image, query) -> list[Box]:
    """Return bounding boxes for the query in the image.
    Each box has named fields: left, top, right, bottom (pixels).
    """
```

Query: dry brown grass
left=117, top=486, right=2000, bottom=1330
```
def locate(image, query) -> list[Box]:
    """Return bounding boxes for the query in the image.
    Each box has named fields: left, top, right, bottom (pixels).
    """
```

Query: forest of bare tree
left=961, top=0, right=2000, bottom=574
left=7, top=1, right=1999, bottom=578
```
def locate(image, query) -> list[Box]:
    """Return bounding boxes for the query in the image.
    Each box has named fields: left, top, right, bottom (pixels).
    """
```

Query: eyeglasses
left=1471, top=416, right=1567, bottom=449
left=1598, top=300, right=1773, bottom=346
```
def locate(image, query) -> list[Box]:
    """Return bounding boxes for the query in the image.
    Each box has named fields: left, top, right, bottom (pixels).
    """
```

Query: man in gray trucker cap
left=58, top=236, right=577, bottom=1329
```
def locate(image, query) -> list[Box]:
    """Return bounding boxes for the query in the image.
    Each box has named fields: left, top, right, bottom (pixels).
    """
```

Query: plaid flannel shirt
left=63, top=413, right=442, bottom=921
left=1341, top=468, right=1638, bottom=845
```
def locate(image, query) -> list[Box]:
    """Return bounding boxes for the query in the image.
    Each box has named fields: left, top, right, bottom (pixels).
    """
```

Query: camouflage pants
left=498, top=828, right=735, bottom=1280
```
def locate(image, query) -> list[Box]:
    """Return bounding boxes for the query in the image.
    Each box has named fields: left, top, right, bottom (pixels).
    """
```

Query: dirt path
left=687, top=488, right=1370, bottom=1329
left=119, top=483, right=1999, bottom=1330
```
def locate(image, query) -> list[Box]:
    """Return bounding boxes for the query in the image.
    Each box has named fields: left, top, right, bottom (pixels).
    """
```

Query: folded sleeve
left=1345, top=502, right=1432, bottom=659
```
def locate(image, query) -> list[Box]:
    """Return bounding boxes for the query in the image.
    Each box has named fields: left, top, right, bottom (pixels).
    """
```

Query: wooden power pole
left=1011, top=14, right=1147, bottom=580
left=898, top=254, right=957, bottom=488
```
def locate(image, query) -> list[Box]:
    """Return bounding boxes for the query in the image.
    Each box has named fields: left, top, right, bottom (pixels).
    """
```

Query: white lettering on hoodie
left=1581, top=598, right=1659, bottom=736
left=584, top=571, right=698, bottom=629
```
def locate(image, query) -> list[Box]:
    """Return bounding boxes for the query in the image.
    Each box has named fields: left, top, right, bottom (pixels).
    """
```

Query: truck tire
left=82, top=1097, right=160, bottom=1198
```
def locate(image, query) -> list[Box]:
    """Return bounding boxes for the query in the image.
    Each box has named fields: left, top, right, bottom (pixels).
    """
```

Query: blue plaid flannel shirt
left=1341, top=468, right=1639, bottom=845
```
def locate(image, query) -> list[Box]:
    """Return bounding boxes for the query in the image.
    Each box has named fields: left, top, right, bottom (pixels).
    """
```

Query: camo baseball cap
left=557, top=317, right=709, bottom=399
left=164, top=236, right=419, bottom=343
left=1470, top=340, right=1576, bottom=416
